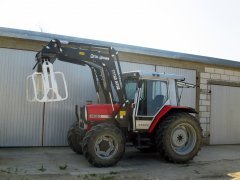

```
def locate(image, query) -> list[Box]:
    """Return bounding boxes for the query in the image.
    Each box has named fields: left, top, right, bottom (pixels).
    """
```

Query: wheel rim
left=170, top=123, right=196, bottom=155
left=94, top=135, right=118, bottom=160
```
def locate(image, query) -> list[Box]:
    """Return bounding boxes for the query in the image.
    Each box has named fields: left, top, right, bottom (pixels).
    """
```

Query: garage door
left=156, top=66, right=196, bottom=108
left=0, top=48, right=42, bottom=146
left=0, top=48, right=96, bottom=147
left=210, top=85, right=240, bottom=144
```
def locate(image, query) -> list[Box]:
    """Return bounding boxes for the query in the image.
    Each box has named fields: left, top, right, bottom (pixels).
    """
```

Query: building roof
left=0, top=27, right=240, bottom=68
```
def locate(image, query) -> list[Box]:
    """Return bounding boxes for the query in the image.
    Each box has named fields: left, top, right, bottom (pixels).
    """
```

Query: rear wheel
left=156, top=112, right=202, bottom=163
left=82, top=123, right=125, bottom=167
left=67, top=121, right=86, bottom=154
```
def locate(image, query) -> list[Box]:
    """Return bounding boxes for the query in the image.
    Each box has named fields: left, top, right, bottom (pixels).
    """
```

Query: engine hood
left=86, top=104, right=120, bottom=121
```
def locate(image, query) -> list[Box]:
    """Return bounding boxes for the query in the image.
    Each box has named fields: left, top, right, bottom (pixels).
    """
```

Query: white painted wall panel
left=210, top=85, right=240, bottom=144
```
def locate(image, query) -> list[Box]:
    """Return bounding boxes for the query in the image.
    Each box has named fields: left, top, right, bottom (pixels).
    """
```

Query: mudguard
left=148, top=105, right=197, bottom=133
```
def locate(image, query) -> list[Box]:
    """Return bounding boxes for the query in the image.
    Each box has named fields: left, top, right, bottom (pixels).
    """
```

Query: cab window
left=124, top=79, right=138, bottom=101
left=137, top=80, right=168, bottom=116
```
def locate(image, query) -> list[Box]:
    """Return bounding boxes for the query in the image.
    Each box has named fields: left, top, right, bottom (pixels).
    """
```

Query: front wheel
left=156, top=113, right=202, bottom=163
left=67, top=121, right=86, bottom=154
left=82, top=123, right=125, bottom=167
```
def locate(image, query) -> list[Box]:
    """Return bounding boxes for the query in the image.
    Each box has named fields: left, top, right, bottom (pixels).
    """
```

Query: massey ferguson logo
left=90, top=54, right=110, bottom=61
left=89, top=114, right=112, bottom=118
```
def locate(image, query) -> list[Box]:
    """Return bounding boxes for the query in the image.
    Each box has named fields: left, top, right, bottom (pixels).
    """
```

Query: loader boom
left=35, top=39, right=126, bottom=105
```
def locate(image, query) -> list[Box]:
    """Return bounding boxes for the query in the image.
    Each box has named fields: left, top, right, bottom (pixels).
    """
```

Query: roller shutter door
left=0, top=48, right=96, bottom=146
left=0, top=48, right=42, bottom=146
left=210, top=85, right=240, bottom=144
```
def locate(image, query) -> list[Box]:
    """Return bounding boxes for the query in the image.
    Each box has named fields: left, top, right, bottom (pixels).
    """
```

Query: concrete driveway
left=0, top=145, right=240, bottom=179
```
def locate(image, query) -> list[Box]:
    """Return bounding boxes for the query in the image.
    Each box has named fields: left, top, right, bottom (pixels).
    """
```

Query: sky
left=0, top=0, right=240, bottom=61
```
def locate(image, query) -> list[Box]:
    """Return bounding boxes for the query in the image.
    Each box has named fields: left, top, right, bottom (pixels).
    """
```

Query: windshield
left=124, top=79, right=138, bottom=101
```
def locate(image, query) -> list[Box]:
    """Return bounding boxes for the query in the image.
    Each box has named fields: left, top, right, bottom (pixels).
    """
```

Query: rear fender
left=148, top=105, right=197, bottom=133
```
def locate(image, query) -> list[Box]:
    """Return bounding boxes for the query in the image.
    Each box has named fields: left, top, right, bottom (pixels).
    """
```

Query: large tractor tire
left=67, top=121, right=86, bottom=154
left=82, top=123, right=125, bottom=167
left=156, top=112, right=202, bottom=163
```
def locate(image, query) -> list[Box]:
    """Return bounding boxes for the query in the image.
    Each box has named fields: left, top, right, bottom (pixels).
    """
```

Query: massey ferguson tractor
left=27, top=39, right=202, bottom=167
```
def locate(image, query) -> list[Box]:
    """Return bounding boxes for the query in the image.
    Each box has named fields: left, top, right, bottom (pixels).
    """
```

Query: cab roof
left=122, top=71, right=185, bottom=81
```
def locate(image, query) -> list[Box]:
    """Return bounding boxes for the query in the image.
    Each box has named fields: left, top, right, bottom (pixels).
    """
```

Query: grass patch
left=59, top=164, right=68, bottom=170
left=101, top=176, right=116, bottom=180
left=38, top=165, right=46, bottom=172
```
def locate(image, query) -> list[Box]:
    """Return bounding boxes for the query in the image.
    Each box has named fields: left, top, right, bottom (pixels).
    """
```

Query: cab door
left=134, top=79, right=169, bottom=130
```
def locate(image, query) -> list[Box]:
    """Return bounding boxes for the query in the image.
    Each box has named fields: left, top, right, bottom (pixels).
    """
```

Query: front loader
left=27, top=39, right=202, bottom=167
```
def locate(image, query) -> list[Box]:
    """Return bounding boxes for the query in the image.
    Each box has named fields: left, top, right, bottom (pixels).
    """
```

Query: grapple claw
left=27, top=61, right=68, bottom=102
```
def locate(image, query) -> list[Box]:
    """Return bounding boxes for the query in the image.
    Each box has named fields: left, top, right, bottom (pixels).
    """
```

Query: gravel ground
left=0, top=145, right=240, bottom=180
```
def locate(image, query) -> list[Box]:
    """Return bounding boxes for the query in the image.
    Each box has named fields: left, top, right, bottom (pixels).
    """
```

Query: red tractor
left=28, top=39, right=202, bottom=167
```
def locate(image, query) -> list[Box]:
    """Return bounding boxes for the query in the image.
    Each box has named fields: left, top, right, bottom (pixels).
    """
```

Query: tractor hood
left=86, top=104, right=120, bottom=121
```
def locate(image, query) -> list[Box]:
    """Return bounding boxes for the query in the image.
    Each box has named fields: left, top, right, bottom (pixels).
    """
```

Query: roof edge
left=0, top=27, right=240, bottom=68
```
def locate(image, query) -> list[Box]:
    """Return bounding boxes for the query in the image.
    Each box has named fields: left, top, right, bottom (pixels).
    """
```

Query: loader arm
left=35, top=39, right=126, bottom=105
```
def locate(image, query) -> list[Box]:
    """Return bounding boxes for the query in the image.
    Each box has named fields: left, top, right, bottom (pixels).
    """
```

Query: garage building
left=0, top=27, right=240, bottom=146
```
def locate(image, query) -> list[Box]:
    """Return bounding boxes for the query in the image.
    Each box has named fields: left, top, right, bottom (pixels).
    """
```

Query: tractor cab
left=123, top=71, right=194, bottom=130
